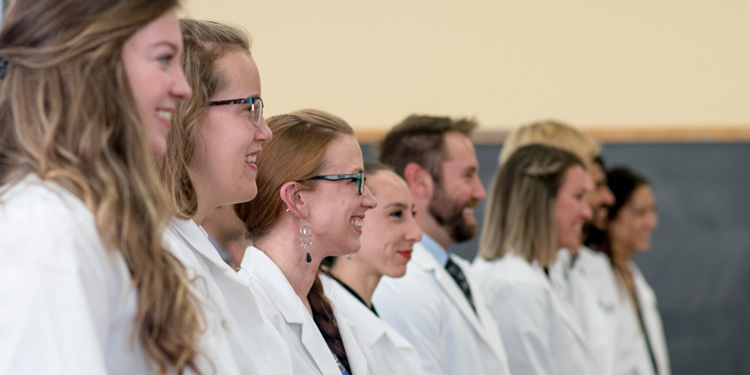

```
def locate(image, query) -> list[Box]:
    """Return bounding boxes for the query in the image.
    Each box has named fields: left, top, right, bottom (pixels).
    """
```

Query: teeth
left=245, top=154, right=256, bottom=163
left=156, top=110, right=171, bottom=121
left=351, top=219, right=363, bottom=228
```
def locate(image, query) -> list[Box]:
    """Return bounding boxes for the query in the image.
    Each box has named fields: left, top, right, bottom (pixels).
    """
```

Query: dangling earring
left=300, top=219, right=312, bottom=263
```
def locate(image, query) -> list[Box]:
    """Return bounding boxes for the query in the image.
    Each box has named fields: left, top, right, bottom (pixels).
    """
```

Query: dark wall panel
left=362, top=141, right=750, bottom=375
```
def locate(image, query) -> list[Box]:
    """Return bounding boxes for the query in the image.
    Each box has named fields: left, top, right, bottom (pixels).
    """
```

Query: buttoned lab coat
left=321, top=275, right=424, bottom=375
left=164, top=219, right=292, bottom=375
left=615, top=263, right=672, bottom=375
left=549, top=247, right=621, bottom=375
left=373, top=243, right=511, bottom=375
left=0, top=175, right=157, bottom=375
left=473, top=252, right=598, bottom=375
left=240, top=247, right=370, bottom=375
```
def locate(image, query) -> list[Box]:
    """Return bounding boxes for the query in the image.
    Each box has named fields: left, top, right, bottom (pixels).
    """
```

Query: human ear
left=280, top=181, right=310, bottom=219
left=403, top=162, right=433, bottom=200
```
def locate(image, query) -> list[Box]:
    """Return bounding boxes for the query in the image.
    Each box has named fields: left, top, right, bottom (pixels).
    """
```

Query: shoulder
left=0, top=175, right=110, bottom=270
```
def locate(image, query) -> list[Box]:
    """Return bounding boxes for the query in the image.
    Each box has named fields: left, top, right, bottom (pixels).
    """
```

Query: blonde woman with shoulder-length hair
left=473, top=143, right=597, bottom=375
left=158, top=19, right=292, bottom=374
left=0, top=1, right=203, bottom=374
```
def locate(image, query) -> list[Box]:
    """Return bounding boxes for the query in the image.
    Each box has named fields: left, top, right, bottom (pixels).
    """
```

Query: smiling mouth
left=155, top=109, right=171, bottom=122
left=245, top=154, right=257, bottom=163
left=350, top=219, right=363, bottom=228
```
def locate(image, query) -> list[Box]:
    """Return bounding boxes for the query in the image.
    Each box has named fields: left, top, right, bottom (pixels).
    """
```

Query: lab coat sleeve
left=0, top=198, right=111, bottom=374
left=483, top=280, right=558, bottom=375
left=373, top=279, right=446, bottom=375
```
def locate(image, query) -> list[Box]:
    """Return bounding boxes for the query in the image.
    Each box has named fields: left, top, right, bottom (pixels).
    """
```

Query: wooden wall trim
left=356, top=126, right=750, bottom=144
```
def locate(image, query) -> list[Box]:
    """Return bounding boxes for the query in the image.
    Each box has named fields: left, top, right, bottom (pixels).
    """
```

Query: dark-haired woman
left=603, top=167, right=671, bottom=375
left=235, top=109, right=377, bottom=374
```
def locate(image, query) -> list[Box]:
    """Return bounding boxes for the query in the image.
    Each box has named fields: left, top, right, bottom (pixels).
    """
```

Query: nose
left=172, top=66, right=192, bottom=100
left=405, top=214, right=423, bottom=243
left=648, top=210, right=659, bottom=230
left=602, top=186, right=615, bottom=207
left=472, top=175, right=487, bottom=201
left=581, top=201, right=593, bottom=221
left=361, top=185, right=378, bottom=210
left=255, top=116, right=273, bottom=142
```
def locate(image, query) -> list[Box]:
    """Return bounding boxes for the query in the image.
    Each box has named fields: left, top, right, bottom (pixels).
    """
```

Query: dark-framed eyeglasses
left=306, top=173, right=366, bottom=195
left=208, top=96, right=264, bottom=127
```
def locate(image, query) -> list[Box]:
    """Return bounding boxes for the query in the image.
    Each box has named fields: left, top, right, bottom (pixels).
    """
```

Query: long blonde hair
left=159, top=19, right=251, bottom=218
left=0, top=1, right=202, bottom=373
left=480, top=144, right=585, bottom=267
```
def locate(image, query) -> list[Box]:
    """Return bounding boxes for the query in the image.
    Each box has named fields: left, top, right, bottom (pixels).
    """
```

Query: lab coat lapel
left=412, top=244, right=489, bottom=347
left=244, top=249, right=341, bottom=375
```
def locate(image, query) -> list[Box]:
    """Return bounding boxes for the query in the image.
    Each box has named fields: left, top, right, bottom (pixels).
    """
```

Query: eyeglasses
left=306, top=173, right=366, bottom=195
left=208, top=96, right=264, bottom=127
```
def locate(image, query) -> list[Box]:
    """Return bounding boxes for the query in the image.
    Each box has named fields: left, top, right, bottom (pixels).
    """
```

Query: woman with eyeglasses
left=0, top=0, right=203, bottom=373
left=320, top=161, right=425, bottom=375
left=157, top=19, right=293, bottom=374
left=234, top=109, right=377, bottom=375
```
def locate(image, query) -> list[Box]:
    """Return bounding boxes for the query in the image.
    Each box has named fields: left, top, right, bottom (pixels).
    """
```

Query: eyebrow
left=152, top=41, right=179, bottom=52
left=385, top=203, right=409, bottom=210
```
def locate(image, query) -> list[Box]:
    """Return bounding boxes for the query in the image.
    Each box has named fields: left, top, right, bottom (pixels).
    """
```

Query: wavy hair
left=235, top=109, right=354, bottom=374
left=0, top=0, right=202, bottom=373
left=158, top=19, right=250, bottom=218
left=479, top=144, right=585, bottom=267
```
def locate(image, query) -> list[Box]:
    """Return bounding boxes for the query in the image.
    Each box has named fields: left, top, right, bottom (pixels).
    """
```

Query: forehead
left=126, top=9, right=181, bottom=51
left=213, top=50, right=260, bottom=99
left=627, top=185, right=655, bottom=206
left=321, top=135, right=363, bottom=172
left=442, top=131, right=478, bottom=167
left=561, top=165, right=588, bottom=189
left=369, top=171, right=412, bottom=203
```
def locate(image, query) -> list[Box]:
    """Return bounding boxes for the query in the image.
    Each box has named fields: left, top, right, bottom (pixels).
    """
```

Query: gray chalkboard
left=362, top=141, right=750, bottom=375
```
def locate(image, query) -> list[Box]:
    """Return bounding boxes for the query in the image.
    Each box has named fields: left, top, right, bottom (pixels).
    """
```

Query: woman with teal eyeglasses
left=235, top=109, right=377, bottom=375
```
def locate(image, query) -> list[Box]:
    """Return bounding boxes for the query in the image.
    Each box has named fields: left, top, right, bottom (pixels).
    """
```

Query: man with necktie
left=372, top=115, right=511, bottom=375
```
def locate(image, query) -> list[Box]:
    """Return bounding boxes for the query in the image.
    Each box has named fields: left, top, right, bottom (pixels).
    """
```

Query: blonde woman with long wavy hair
left=0, top=0, right=203, bottom=374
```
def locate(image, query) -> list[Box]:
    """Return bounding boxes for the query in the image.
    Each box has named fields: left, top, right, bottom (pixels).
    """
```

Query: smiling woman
left=473, top=143, right=598, bottom=375
left=234, top=109, right=377, bottom=375
left=0, top=0, right=202, bottom=374
left=156, top=19, right=291, bottom=374
left=320, top=161, right=425, bottom=375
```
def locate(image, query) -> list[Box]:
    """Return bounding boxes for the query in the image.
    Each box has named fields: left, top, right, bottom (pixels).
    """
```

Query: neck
left=417, top=213, right=452, bottom=250
left=329, top=258, right=382, bottom=307
left=255, top=221, right=322, bottom=313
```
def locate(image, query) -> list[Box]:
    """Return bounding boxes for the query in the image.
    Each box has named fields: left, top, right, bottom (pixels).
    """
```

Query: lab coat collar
left=322, top=275, right=413, bottom=351
left=167, top=218, right=241, bottom=279
left=242, top=247, right=342, bottom=375
left=411, top=243, right=504, bottom=355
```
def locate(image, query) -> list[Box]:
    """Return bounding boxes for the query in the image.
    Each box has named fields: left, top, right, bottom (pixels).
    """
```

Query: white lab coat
left=373, top=243, right=511, bottom=375
left=239, top=246, right=369, bottom=375
left=0, top=174, right=157, bottom=375
left=163, top=219, right=292, bottom=375
left=549, top=246, right=621, bottom=375
left=473, top=252, right=598, bottom=375
left=321, top=274, right=424, bottom=375
left=615, top=263, right=672, bottom=375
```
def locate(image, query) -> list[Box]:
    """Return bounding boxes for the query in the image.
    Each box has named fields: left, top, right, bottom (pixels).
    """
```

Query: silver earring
left=300, top=219, right=312, bottom=263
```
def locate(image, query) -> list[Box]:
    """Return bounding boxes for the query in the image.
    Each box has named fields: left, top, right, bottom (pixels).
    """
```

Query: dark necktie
left=445, top=257, right=477, bottom=315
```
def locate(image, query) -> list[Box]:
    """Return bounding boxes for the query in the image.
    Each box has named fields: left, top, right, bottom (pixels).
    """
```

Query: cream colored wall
left=181, top=0, right=750, bottom=133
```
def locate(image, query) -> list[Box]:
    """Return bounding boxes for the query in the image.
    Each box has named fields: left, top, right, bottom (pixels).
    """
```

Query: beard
left=428, top=184, right=478, bottom=244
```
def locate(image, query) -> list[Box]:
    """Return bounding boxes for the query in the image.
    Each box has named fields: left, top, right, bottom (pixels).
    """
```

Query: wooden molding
left=356, top=126, right=750, bottom=144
